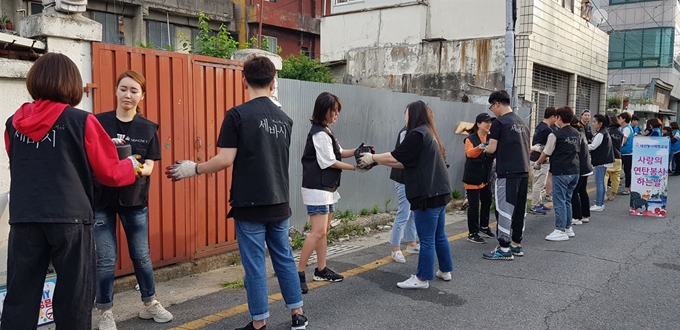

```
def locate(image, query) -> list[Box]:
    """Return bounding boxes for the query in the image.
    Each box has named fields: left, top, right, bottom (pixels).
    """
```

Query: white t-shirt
left=301, top=131, right=343, bottom=206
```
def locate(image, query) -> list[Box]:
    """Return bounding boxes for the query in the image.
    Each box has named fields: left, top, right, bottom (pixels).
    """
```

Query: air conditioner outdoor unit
left=55, top=0, right=87, bottom=13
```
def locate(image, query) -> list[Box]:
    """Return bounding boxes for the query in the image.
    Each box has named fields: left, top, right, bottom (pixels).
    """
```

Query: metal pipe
left=504, top=0, right=516, bottom=107
left=258, top=0, right=264, bottom=47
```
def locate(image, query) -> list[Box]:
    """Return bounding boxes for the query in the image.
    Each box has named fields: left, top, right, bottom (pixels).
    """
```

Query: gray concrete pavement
left=89, top=179, right=680, bottom=329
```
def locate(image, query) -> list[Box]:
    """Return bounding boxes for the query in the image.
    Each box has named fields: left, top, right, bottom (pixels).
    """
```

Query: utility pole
left=505, top=0, right=516, bottom=108
left=620, top=79, right=625, bottom=111
left=258, top=0, right=264, bottom=48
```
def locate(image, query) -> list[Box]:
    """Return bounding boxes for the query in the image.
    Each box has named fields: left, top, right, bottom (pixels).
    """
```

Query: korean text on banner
left=630, top=136, right=669, bottom=217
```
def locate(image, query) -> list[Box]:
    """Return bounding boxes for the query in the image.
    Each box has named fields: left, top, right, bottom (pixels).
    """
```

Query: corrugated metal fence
left=278, top=79, right=530, bottom=229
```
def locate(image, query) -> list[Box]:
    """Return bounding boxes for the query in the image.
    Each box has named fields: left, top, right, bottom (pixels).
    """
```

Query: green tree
left=181, top=12, right=239, bottom=59
left=279, top=51, right=334, bottom=83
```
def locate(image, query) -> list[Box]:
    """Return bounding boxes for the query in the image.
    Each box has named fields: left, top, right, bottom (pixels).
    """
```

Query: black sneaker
left=313, top=267, right=344, bottom=282
left=480, top=227, right=495, bottom=238
left=298, top=271, right=308, bottom=294
left=291, top=313, right=308, bottom=330
left=235, top=322, right=267, bottom=330
left=467, top=233, right=486, bottom=244
left=509, top=244, right=524, bottom=257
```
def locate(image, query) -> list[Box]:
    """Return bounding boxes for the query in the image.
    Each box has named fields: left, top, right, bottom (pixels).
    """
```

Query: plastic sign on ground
left=630, top=136, right=669, bottom=217
left=0, top=274, right=56, bottom=325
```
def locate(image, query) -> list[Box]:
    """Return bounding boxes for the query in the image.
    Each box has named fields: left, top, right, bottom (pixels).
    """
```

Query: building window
left=146, top=20, right=176, bottom=50
left=301, top=47, right=310, bottom=57
left=609, top=0, right=658, bottom=4
left=90, top=11, right=124, bottom=45
left=263, top=36, right=277, bottom=53
left=335, top=0, right=362, bottom=5
left=29, top=2, right=43, bottom=15
left=553, top=0, right=574, bottom=12
left=608, top=28, right=674, bottom=69
left=266, top=0, right=276, bottom=2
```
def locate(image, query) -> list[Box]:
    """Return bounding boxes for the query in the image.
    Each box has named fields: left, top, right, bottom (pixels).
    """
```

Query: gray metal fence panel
left=279, top=79, right=499, bottom=229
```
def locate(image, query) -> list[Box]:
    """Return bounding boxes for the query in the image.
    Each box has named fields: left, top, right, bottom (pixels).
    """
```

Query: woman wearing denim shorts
left=297, top=92, right=368, bottom=294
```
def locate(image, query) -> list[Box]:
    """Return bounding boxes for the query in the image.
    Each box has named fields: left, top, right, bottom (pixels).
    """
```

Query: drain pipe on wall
left=504, top=0, right=516, bottom=108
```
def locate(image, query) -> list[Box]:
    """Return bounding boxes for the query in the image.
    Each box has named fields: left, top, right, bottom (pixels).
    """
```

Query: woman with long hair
left=358, top=101, right=453, bottom=289
left=297, top=92, right=367, bottom=294
left=588, top=114, right=614, bottom=213
left=569, top=117, right=593, bottom=225
left=94, top=71, right=172, bottom=329
left=604, top=115, right=623, bottom=201
left=462, top=113, right=496, bottom=244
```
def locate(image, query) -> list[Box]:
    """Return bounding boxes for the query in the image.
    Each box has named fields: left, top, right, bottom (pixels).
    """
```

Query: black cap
left=476, top=113, right=496, bottom=123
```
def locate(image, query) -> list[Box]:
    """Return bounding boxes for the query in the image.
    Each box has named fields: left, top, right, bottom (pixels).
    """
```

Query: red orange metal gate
left=91, top=43, right=247, bottom=275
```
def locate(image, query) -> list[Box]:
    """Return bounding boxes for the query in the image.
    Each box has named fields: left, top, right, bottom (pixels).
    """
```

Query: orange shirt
left=464, top=134, right=487, bottom=190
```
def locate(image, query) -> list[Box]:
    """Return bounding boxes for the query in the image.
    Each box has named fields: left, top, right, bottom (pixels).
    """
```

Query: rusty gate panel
left=91, top=43, right=246, bottom=275
left=190, top=56, right=247, bottom=257
left=92, top=43, right=192, bottom=275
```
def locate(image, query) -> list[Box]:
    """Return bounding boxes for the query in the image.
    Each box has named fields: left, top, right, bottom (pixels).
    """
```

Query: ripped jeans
left=94, top=207, right=156, bottom=309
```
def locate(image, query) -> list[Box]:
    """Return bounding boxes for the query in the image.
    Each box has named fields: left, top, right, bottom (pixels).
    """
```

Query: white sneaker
left=397, top=274, right=429, bottom=289
left=545, top=229, right=569, bottom=241
left=582, top=217, right=590, bottom=223
left=589, top=205, right=605, bottom=212
left=435, top=270, right=452, bottom=281
left=405, top=244, right=420, bottom=254
left=565, top=227, right=575, bottom=238
left=139, top=300, right=173, bottom=323
left=99, top=310, right=117, bottom=330
left=391, top=250, right=406, bottom=263
left=572, top=218, right=583, bottom=225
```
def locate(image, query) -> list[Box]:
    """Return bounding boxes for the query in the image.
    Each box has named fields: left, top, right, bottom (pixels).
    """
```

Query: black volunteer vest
left=301, top=124, right=342, bottom=192
left=549, top=126, right=581, bottom=176
left=6, top=107, right=95, bottom=224
left=591, top=128, right=614, bottom=167
left=462, top=133, right=495, bottom=185
left=231, top=103, right=292, bottom=207
left=577, top=132, right=593, bottom=176
left=608, top=127, right=623, bottom=160
left=389, top=127, right=407, bottom=184
left=402, top=126, right=451, bottom=204
left=94, top=111, right=157, bottom=210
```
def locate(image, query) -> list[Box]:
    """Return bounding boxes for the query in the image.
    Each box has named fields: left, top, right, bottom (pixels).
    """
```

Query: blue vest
left=671, top=129, right=680, bottom=154
left=621, top=125, right=634, bottom=155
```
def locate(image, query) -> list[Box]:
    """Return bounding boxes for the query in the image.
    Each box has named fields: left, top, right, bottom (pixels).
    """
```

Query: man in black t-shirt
left=166, top=56, right=308, bottom=330
left=482, top=90, right=530, bottom=261
left=529, top=107, right=558, bottom=215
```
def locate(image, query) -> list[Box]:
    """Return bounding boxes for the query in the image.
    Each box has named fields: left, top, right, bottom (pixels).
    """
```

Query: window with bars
left=608, top=27, right=674, bottom=69
left=576, top=77, right=601, bottom=115
left=90, top=11, right=124, bottom=45
left=146, top=20, right=176, bottom=50
left=531, top=65, right=570, bottom=120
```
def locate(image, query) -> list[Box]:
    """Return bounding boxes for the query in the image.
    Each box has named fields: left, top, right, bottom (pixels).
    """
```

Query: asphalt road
left=117, top=179, right=680, bottom=330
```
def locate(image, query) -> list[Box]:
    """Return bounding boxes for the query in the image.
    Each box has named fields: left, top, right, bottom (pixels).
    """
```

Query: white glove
left=127, top=155, right=143, bottom=177
left=533, top=162, right=542, bottom=170
left=166, top=160, right=199, bottom=181
left=357, top=153, right=375, bottom=168
left=354, top=165, right=369, bottom=173
left=112, top=138, right=126, bottom=146
left=477, top=144, right=488, bottom=151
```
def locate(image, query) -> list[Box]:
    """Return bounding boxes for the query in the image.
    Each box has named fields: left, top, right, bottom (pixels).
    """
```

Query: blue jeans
left=235, top=218, right=303, bottom=321
left=413, top=206, right=453, bottom=281
left=94, top=208, right=155, bottom=309
left=594, top=166, right=606, bottom=206
left=390, top=183, right=417, bottom=247
left=552, top=174, right=578, bottom=230
left=306, top=204, right=334, bottom=216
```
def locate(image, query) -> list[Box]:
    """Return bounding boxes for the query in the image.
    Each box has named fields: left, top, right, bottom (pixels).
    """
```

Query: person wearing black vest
left=166, top=56, right=308, bottom=330
left=481, top=90, right=531, bottom=260
left=534, top=107, right=581, bottom=242
left=569, top=117, right=593, bottom=226
left=588, top=114, right=615, bottom=212
left=462, top=113, right=497, bottom=244
left=2, top=53, right=140, bottom=330
left=581, top=110, right=593, bottom=143
left=388, top=126, right=419, bottom=263
left=605, top=115, right=624, bottom=201
left=297, top=92, right=369, bottom=293
left=93, top=71, right=172, bottom=329
left=358, top=101, right=453, bottom=289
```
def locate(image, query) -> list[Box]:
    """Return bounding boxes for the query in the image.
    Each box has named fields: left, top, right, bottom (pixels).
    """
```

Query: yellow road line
left=169, top=224, right=493, bottom=329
